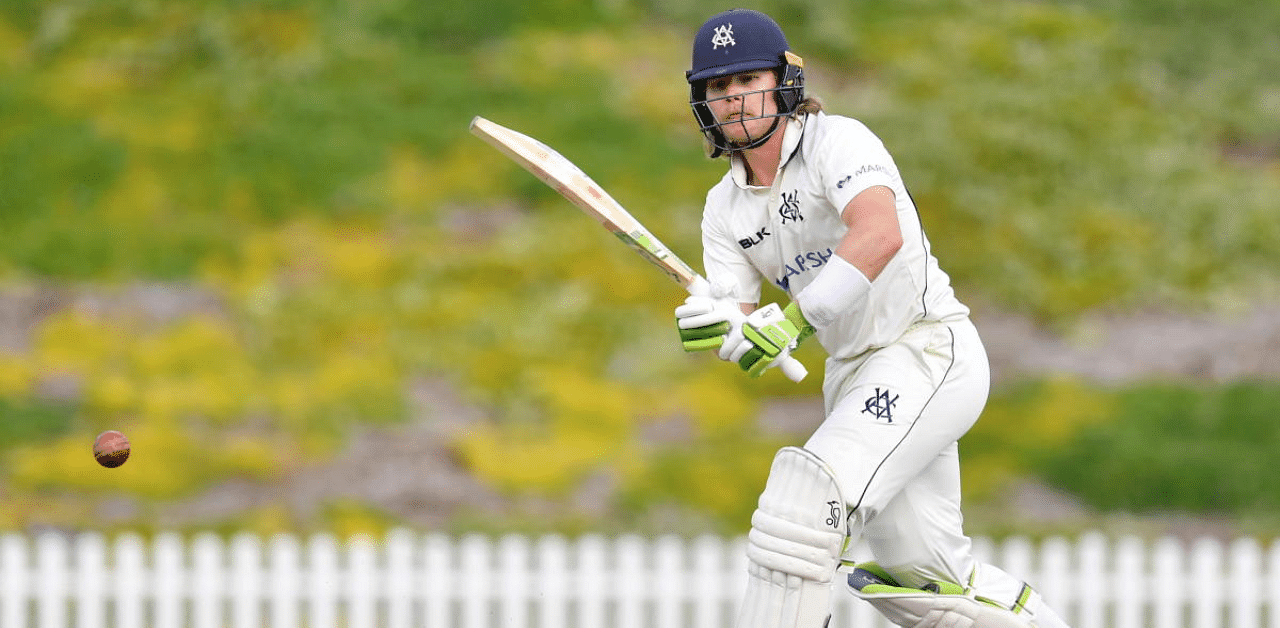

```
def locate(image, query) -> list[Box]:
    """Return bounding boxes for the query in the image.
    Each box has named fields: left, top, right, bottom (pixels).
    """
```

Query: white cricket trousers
left=807, top=316, right=991, bottom=587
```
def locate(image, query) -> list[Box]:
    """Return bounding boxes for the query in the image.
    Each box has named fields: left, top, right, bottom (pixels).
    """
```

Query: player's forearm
left=794, top=187, right=902, bottom=329
left=834, top=227, right=901, bottom=282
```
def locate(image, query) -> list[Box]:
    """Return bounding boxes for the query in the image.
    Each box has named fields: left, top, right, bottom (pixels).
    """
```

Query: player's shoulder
left=703, top=169, right=736, bottom=202
left=802, top=111, right=884, bottom=150
left=700, top=170, right=737, bottom=218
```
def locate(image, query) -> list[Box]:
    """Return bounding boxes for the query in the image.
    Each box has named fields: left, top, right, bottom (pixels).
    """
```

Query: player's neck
left=739, top=125, right=787, bottom=187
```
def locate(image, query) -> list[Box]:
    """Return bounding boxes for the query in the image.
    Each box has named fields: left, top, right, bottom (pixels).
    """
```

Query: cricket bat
left=468, top=116, right=807, bottom=383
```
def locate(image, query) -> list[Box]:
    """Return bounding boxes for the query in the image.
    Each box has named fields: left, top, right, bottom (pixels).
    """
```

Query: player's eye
left=707, top=73, right=760, bottom=97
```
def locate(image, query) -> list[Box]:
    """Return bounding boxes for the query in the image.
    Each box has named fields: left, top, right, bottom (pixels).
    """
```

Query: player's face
left=704, top=70, right=779, bottom=145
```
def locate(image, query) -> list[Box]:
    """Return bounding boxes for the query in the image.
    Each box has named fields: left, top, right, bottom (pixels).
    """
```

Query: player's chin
left=719, top=119, right=759, bottom=143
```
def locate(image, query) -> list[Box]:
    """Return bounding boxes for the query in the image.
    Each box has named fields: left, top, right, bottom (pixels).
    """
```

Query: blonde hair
left=796, top=95, right=825, bottom=115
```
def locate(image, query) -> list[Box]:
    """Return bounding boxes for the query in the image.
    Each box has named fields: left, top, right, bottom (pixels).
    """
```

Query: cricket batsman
left=674, top=9, right=1073, bottom=628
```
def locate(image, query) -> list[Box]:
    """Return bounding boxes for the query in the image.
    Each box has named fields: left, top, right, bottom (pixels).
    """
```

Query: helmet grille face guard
left=690, top=56, right=804, bottom=155
left=686, top=10, right=805, bottom=156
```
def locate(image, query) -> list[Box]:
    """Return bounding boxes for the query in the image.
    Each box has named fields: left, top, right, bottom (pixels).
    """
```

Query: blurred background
left=1, top=0, right=1279, bottom=547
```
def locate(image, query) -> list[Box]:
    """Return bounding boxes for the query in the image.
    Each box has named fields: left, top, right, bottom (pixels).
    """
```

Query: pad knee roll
left=737, top=447, right=849, bottom=628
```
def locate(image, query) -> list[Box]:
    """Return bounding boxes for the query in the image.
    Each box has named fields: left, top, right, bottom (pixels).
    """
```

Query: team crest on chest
left=778, top=190, right=803, bottom=224
left=711, top=24, right=736, bottom=48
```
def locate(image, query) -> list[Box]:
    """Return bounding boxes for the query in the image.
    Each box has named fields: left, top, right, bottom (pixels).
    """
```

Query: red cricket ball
left=93, top=430, right=131, bottom=468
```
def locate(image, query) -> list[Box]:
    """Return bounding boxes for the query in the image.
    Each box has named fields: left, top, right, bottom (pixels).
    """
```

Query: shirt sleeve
left=701, top=198, right=763, bottom=305
left=816, top=118, right=899, bottom=215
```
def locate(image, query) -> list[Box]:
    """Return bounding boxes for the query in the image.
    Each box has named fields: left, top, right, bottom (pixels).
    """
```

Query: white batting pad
left=736, top=447, right=849, bottom=628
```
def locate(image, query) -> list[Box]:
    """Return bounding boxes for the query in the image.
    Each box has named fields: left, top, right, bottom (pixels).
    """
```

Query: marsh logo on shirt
left=778, top=190, right=803, bottom=224
left=773, top=248, right=833, bottom=292
left=852, top=164, right=890, bottom=179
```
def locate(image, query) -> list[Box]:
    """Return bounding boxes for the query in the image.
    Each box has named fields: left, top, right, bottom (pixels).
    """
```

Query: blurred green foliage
left=0, top=397, right=77, bottom=450
left=1037, top=382, right=1280, bottom=514
left=959, top=377, right=1114, bottom=501
left=0, top=0, right=1277, bottom=534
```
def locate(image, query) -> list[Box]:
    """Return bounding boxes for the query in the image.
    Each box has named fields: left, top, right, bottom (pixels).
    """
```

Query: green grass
left=0, top=398, right=77, bottom=450
left=1037, top=382, right=1280, bottom=514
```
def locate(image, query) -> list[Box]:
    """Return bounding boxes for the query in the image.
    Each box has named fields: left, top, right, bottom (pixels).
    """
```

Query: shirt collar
left=729, top=114, right=809, bottom=189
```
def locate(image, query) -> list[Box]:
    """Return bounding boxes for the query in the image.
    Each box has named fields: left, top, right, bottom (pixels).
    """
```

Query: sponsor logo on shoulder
left=838, top=165, right=891, bottom=189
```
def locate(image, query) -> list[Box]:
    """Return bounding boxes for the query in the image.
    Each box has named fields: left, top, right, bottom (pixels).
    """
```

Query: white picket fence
left=2, top=530, right=1280, bottom=628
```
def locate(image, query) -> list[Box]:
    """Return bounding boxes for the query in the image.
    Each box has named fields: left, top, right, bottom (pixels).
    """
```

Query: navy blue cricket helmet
left=686, top=9, right=805, bottom=155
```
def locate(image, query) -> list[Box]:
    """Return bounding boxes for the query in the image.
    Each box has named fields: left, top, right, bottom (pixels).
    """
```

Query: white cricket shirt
left=701, top=111, right=969, bottom=359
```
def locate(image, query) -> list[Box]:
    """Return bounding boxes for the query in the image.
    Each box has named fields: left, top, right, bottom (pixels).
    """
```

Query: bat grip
left=779, top=356, right=808, bottom=382
left=686, top=275, right=807, bottom=383
left=685, top=275, right=711, bottom=297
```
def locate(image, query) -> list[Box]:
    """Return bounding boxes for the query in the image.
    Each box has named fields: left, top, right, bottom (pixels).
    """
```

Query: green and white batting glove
left=675, top=276, right=744, bottom=353
left=730, top=302, right=815, bottom=378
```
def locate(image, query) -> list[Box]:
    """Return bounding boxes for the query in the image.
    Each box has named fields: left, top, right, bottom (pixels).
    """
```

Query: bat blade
left=469, top=116, right=700, bottom=289
left=468, top=116, right=807, bottom=383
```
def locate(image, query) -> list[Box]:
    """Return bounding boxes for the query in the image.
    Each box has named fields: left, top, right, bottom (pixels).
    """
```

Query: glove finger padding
left=718, top=326, right=752, bottom=362
left=737, top=345, right=773, bottom=377
left=679, top=324, right=731, bottom=350
left=676, top=294, right=742, bottom=352
left=738, top=303, right=806, bottom=377
left=676, top=296, right=734, bottom=330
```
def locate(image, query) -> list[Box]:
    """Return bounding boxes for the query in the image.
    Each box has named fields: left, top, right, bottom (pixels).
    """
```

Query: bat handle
left=686, top=275, right=711, bottom=297
left=779, top=356, right=808, bottom=382
left=687, top=275, right=808, bottom=383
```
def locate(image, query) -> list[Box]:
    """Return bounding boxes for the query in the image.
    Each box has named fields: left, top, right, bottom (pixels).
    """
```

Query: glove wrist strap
left=782, top=302, right=816, bottom=345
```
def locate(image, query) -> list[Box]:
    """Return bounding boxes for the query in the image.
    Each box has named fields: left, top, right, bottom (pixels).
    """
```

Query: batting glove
left=675, top=276, right=744, bottom=353
left=733, top=302, right=815, bottom=378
